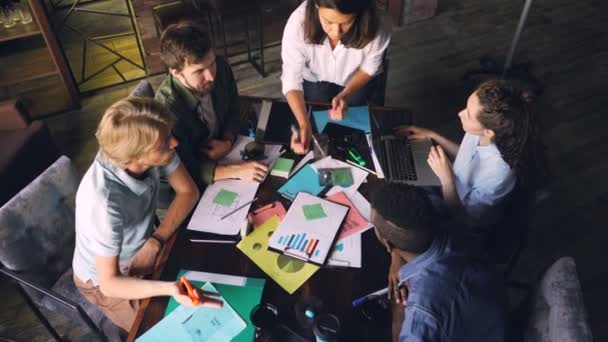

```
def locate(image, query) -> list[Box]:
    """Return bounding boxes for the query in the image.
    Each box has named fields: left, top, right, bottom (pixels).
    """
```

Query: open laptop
left=370, top=107, right=441, bottom=186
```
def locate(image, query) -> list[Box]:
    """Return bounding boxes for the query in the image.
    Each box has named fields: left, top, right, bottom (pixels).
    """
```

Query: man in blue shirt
left=370, top=183, right=508, bottom=341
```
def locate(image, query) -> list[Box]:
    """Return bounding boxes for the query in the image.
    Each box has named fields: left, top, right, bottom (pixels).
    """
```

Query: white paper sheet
left=327, top=234, right=362, bottom=268
left=311, top=156, right=369, bottom=197
left=348, top=190, right=372, bottom=221
left=289, top=150, right=314, bottom=178
left=218, top=135, right=284, bottom=166
left=182, top=271, right=248, bottom=287
left=366, top=133, right=385, bottom=179
left=267, top=192, right=348, bottom=265
left=187, top=179, right=259, bottom=235
left=326, top=191, right=371, bottom=268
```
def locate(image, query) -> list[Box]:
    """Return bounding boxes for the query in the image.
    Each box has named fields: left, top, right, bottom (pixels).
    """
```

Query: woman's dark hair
left=476, top=79, right=549, bottom=191
left=304, top=0, right=379, bottom=49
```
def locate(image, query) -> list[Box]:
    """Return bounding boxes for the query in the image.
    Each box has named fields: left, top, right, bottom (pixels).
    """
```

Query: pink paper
left=248, top=201, right=287, bottom=229
left=326, top=191, right=371, bottom=240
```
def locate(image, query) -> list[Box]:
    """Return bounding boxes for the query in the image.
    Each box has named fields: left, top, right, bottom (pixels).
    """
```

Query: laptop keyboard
left=383, top=137, right=418, bottom=181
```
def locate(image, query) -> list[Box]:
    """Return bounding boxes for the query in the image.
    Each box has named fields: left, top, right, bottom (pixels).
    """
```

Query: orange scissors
left=180, top=276, right=224, bottom=308
left=180, top=276, right=201, bottom=305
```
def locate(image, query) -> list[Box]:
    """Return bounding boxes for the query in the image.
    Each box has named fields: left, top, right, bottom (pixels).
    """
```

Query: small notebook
left=270, top=158, right=294, bottom=178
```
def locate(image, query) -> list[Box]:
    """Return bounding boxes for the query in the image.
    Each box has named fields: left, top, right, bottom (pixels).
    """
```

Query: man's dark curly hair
left=476, top=80, right=549, bottom=191
left=371, top=183, right=435, bottom=254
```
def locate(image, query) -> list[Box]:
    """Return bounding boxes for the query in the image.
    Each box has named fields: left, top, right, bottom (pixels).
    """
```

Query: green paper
left=271, top=158, right=294, bottom=174
left=165, top=271, right=265, bottom=342
left=140, top=282, right=246, bottom=342
left=302, top=203, right=327, bottom=220
left=331, top=168, right=354, bottom=187
left=214, top=189, right=238, bottom=207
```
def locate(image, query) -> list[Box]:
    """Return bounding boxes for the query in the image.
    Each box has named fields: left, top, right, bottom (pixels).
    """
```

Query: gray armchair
left=524, top=257, right=593, bottom=342
left=0, top=156, right=121, bottom=341
left=130, top=79, right=155, bottom=98
left=510, top=257, right=593, bottom=342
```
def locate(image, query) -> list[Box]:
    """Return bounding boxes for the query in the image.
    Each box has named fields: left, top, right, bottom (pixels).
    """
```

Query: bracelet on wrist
left=150, top=233, right=165, bottom=250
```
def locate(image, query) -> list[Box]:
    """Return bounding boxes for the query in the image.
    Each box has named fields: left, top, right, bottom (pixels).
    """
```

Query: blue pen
left=248, top=120, right=256, bottom=138
left=352, top=287, right=389, bottom=307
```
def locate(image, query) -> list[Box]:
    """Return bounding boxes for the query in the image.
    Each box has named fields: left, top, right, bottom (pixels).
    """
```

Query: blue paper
left=278, top=164, right=325, bottom=201
left=313, top=105, right=371, bottom=133
left=165, top=270, right=265, bottom=342
left=136, top=282, right=246, bottom=342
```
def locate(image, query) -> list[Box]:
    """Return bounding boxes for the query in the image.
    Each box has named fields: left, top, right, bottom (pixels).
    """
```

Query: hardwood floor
left=1, top=0, right=606, bottom=340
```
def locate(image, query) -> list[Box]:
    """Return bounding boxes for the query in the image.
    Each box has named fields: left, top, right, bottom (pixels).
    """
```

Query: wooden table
left=127, top=100, right=407, bottom=342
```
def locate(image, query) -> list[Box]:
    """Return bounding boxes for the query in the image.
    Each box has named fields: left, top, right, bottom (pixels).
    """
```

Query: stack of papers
left=162, top=271, right=266, bottom=342
left=136, top=282, right=246, bottom=342
left=326, top=191, right=373, bottom=268
left=267, top=193, right=348, bottom=265
left=325, top=191, right=373, bottom=240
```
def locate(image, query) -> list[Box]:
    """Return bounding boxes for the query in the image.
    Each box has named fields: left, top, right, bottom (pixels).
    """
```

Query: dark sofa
left=0, top=99, right=60, bottom=207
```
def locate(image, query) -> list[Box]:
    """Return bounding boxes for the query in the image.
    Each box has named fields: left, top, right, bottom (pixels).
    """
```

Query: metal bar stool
left=192, top=0, right=267, bottom=77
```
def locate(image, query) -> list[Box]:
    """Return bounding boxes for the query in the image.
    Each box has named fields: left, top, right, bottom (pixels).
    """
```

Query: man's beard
left=185, top=78, right=214, bottom=97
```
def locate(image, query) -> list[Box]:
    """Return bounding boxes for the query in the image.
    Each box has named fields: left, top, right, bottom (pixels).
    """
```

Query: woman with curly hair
left=395, top=79, right=548, bottom=226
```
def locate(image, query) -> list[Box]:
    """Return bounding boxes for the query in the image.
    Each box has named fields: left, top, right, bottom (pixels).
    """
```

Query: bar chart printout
left=277, top=233, right=322, bottom=257
left=268, top=192, right=348, bottom=265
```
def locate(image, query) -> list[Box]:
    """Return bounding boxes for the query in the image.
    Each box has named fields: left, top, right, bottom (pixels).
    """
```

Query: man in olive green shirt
left=155, top=21, right=268, bottom=190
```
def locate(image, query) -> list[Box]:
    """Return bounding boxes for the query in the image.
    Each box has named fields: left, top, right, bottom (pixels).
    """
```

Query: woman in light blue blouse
left=396, top=80, right=547, bottom=226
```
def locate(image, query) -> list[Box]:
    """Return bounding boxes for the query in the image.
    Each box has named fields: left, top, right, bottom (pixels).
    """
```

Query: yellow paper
left=237, top=216, right=319, bottom=294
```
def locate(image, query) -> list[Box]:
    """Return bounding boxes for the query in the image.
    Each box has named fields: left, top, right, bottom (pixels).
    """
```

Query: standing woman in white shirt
left=282, top=0, right=391, bottom=154
left=396, top=80, right=548, bottom=226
